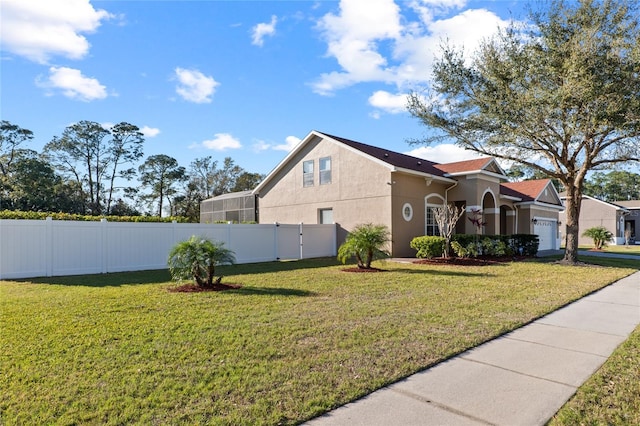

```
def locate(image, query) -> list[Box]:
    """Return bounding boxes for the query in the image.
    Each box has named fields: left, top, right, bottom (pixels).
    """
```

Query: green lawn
left=1, top=257, right=637, bottom=425
left=579, top=244, right=640, bottom=256
left=550, top=324, right=640, bottom=425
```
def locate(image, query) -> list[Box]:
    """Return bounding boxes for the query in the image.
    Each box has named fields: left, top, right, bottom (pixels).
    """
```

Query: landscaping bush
left=450, top=234, right=538, bottom=257
left=168, top=236, right=236, bottom=287
left=582, top=226, right=614, bottom=250
left=337, top=223, right=390, bottom=269
left=410, top=236, right=446, bottom=259
left=451, top=240, right=479, bottom=258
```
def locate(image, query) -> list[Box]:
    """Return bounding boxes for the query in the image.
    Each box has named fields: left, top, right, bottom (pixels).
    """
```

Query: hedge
left=0, top=210, right=192, bottom=223
left=449, top=234, right=539, bottom=257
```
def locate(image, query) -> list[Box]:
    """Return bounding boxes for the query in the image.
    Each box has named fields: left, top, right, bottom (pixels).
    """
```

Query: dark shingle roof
left=317, top=132, right=447, bottom=177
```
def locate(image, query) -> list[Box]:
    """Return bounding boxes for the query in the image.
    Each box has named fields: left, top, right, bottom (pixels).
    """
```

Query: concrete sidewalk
left=306, top=270, right=640, bottom=426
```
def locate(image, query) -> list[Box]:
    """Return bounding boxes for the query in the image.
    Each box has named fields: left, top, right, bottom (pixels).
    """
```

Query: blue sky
left=1, top=0, right=529, bottom=176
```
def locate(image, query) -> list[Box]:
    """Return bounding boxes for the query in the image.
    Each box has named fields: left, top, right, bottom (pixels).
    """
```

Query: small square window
left=303, top=160, right=314, bottom=187
left=319, top=157, right=331, bottom=185
left=319, top=208, right=333, bottom=224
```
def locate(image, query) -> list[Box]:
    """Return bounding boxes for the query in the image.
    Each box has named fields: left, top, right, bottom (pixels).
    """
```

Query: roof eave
left=394, top=167, right=456, bottom=183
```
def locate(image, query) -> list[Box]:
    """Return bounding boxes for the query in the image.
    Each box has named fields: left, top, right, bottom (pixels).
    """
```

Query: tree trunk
left=563, top=187, right=582, bottom=264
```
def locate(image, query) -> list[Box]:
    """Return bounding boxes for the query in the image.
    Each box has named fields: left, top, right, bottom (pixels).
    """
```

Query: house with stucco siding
left=247, top=131, right=563, bottom=257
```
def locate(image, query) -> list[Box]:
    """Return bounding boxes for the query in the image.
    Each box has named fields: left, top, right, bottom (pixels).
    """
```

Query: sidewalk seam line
left=459, top=357, right=582, bottom=388
left=389, top=387, right=495, bottom=426
left=502, top=335, right=620, bottom=357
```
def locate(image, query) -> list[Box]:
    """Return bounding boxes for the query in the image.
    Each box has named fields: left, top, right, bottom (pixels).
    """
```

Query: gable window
left=319, top=157, right=331, bottom=185
left=303, top=160, right=314, bottom=187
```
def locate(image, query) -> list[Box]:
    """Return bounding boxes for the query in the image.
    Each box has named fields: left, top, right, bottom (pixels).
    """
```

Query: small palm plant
left=337, top=223, right=390, bottom=269
left=582, top=226, right=613, bottom=250
left=168, top=236, right=236, bottom=287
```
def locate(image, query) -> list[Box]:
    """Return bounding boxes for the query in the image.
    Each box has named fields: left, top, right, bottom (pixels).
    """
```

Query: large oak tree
left=408, top=0, right=640, bottom=263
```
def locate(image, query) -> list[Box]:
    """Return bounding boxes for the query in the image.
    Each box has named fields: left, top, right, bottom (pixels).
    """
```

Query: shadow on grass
left=21, top=269, right=172, bottom=287
left=16, top=258, right=342, bottom=287
left=229, top=286, right=316, bottom=297
left=388, top=268, right=493, bottom=278
left=216, top=257, right=342, bottom=276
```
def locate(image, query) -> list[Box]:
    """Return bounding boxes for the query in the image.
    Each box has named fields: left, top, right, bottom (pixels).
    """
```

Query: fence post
left=101, top=219, right=108, bottom=273
left=274, top=222, right=279, bottom=261
left=299, top=223, right=304, bottom=260
left=46, top=217, right=53, bottom=277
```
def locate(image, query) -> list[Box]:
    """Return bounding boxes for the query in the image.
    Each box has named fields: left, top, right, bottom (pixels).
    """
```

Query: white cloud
left=405, top=144, right=483, bottom=163
left=198, top=133, right=242, bottom=151
left=252, top=15, right=277, bottom=47
left=36, top=66, right=107, bottom=101
left=140, top=126, right=160, bottom=138
left=0, top=0, right=112, bottom=64
left=312, top=0, right=402, bottom=95
left=312, top=0, right=512, bottom=95
left=274, top=136, right=301, bottom=152
left=368, top=90, right=408, bottom=114
left=250, top=136, right=301, bottom=152
left=174, top=67, right=219, bottom=103
left=252, top=139, right=271, bottom=152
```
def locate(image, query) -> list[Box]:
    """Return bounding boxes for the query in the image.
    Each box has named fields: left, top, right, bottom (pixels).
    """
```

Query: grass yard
left=1, top=257, right=638, bottom=425
left=579, top=244, right=640, bottom=256
left=550, top=324, right=640, bottom=425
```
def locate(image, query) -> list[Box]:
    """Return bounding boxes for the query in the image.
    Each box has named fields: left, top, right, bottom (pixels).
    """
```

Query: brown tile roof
left=318, top=132, right=447, bottom=177
left=500, top=179, right=552, bottom=202
left=433, top=157, right=494, bottom=174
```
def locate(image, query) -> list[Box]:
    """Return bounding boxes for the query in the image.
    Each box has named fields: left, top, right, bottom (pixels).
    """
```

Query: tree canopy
left=408, top=0, right=640, bottom=263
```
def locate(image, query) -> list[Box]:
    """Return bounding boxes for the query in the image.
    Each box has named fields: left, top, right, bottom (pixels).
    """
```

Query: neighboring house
left=200, top=190, right=257, bottom=223
left=558, top=195, right=640, bottom=245
left=249, top=131, right=563, bottom=257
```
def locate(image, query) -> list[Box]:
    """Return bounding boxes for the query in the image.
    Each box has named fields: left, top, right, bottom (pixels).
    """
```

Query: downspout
left=444, top=181, right=458, bottom=205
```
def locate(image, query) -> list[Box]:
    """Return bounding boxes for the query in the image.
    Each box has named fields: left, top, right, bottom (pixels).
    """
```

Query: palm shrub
left=337, top=223, right=390, bottom=269
left=582, top=226, right=614, bottom=250
left=168, top=236, right=236, bottom=287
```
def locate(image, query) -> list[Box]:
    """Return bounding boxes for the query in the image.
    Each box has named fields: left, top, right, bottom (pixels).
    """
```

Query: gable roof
left=501, top=179, right=562, bottom=207
left=434, top=157, right=497, bottom=174
left=613, top=200, right=640, bottom=209
left=254, top=130, right=456, bottom=193
left=318, top=132, right=447, bottom=177
left=558, top=193, right=630, bottom=211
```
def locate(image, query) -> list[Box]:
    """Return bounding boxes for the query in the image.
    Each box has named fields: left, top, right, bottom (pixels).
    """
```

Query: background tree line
left=0, top=120, right=264, bottom=221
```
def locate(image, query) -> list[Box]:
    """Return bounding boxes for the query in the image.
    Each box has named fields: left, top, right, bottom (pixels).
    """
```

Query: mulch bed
left=413, top=256, right=532, bottom=266
left=168, top=282, right=242, bottom=292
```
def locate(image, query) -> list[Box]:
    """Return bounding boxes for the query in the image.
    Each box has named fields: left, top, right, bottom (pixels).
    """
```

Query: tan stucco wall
left=448, top=175, right=503, bottom=235
left=257, top=136, right=396, bottom=252
left=390, top=175, right=449, bottom=257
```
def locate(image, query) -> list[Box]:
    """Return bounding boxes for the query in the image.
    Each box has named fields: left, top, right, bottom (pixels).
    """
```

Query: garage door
left=534, top=218, right=556, bottom=251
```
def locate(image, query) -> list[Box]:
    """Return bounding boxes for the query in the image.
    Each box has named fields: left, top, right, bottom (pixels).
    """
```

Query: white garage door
left=534, top=218, right=556, bottom=251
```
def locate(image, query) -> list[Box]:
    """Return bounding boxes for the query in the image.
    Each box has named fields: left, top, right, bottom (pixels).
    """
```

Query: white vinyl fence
left=0, top=219, right=337, bottom=280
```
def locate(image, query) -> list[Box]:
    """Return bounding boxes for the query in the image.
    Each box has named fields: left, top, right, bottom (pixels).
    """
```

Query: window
left=319, top=157, right=331, bottom=185
left=402, top=203, right=413, bottom=222
left=319, top=208, right=333, bottom=224
left=303, top=160, right=314, bottom=187
left=425, top=206, right=441, bottom=236
left=425, top=195, right=445, bottom=236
